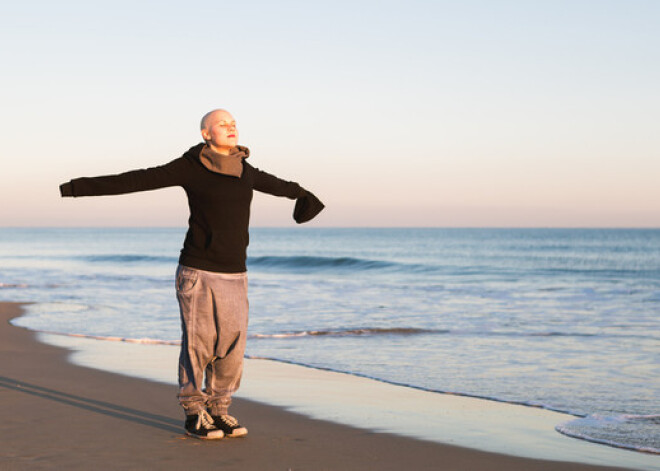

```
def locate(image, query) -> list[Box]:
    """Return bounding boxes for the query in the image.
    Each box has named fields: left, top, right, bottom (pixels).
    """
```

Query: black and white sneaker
left=185, top=410, right=224, bottom=439
left=211, top=414, right=248, bottom=437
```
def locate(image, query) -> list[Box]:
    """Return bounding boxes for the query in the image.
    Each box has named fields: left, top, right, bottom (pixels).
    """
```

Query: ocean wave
left=249, top=255, right=660, bottom=278
left=527, top=331, right=598, bottom=337
left=63, top=252, right=660, bottom=279
left=25, top=320, right=660, bottom=345
left=556, top=414, right=660, bottom=455
left=247, top=255, right=411, bottom=271
left=537, top=267, right=660, bottom=278
left=34, top=325, right=654, bottom=345
left=76, top=253, right=410, bottom=272
left=249, top=328, right=659, bottom=341
left=34, top=329, right=181, bottom=345
left=32, top=327, right=440, bottom=345
left=249, top=327, right=444, bottom=339
left=80, top=254, right=178, bottom=263
left=456, top=330, right=660, bottom=340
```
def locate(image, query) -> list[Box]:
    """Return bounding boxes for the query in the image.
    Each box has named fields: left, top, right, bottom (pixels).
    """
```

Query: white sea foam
left=556, top=414, right=660, bottom=455
left=29, top=329, right=181, bottom=346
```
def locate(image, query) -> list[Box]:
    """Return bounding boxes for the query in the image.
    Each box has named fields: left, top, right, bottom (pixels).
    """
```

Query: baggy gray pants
left=175, top=264, right=248, bottom=416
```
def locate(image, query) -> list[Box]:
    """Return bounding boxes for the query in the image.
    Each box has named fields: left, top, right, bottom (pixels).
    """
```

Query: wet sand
left=0, top=302, right=641, bottom=470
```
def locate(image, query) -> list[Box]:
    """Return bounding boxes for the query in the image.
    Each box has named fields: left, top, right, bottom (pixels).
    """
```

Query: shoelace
left=196, top=410, right=217, bottom=430
left=219, top=415, right=239, bottom=427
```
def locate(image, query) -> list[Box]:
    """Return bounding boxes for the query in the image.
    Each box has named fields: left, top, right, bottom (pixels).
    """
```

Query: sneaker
left=211, top=414, right=248, bottom=437
left=185, top=410, right=225, bottom=439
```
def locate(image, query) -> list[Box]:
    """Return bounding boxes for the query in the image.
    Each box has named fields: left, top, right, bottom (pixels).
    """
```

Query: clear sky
left=1, top=0, right=658, bottom=227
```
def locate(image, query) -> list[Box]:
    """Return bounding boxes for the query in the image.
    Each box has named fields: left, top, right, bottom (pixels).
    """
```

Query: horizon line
left=1, top=226, right=659, bottom=230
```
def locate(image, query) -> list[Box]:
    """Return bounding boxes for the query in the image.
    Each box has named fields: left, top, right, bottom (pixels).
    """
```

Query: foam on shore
left=35, top=331, right=659, bottom=471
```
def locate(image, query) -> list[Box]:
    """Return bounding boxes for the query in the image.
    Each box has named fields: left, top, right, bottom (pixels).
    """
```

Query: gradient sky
left=1, top=0, right=658, bottom=227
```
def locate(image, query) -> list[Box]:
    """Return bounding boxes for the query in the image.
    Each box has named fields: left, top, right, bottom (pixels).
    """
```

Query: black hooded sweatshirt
left=59, top=143, right=323, bottom=273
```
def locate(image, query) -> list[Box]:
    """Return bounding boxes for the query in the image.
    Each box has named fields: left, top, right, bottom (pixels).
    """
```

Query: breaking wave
left=249, top=327, right=444, bottom=339
left=78, top=253, right=408, bottom=272
left=81, top=254, right=178, bottom=263
left=247, top=255, right=403, bottom=271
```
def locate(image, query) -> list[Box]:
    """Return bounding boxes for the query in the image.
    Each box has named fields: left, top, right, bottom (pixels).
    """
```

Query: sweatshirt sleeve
left=251, top=165, right=325, bottom=223
left=60, top=157, right=189, bottom=197
left=251, top=166, right=306, bottom=199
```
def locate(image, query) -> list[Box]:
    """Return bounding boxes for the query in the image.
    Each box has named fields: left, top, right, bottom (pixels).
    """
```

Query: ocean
left=1, top=227, right=658, bottom=454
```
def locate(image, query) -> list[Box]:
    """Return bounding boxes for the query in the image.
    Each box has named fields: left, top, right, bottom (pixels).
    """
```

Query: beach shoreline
left=1, top=301, right=655, bottom=470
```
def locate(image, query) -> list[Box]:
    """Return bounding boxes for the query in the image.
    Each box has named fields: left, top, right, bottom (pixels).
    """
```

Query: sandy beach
left=0, top=301, right=650, bottom=471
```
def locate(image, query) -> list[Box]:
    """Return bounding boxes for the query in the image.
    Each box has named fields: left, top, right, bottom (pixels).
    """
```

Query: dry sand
left=0, top=302, right=641, bottom=470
